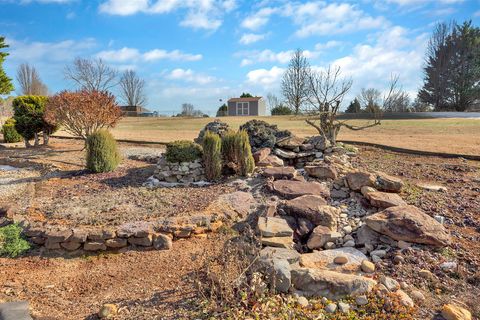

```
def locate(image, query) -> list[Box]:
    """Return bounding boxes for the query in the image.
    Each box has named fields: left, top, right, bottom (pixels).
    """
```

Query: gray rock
left=355, top=295, right=368, bottom=305
left=338, top=302, right=350, bottom=313
left=258, top=217, right=293, bottom=238
left=0, top=301, right=32, bottom=320
left=325, top=303, right=337, bottom=313
left=291, top=268, right=377, bottom=300
left=300, top=247, right=368, bottom=272
left=380, top=276, right=400, bottom=292
left=297, top=296, right=309, bottom=307
left=260, top=247, right=301, bottom=264
left=153, top=233, right=172, bottom=250
left=273, top=259, right=291, bottom=293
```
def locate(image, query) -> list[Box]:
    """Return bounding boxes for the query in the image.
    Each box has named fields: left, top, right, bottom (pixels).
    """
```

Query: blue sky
left=1, top=0, right=479, bottom=115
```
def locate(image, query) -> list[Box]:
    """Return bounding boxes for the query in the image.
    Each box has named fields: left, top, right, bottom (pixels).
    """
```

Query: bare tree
left=281, top=49, right=310, bottom=115
left=181, top=103, right=195, bottom=116
left=16, top=63, right=48, bottom=95
left=266, top=92, right=281, bottom=111
left=119, top=70, right=147, bottom=106
left=302, top=65, right=401, bottom=144
left=64, top=57, right=118, bottom=92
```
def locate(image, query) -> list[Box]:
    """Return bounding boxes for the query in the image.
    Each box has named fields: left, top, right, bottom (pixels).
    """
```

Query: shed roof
left=228, top=97, right=262, bottom=103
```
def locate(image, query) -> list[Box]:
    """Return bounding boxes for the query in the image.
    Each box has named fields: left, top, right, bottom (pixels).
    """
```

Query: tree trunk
left=25, top=139, right=31, bottom=148
left=34, top=133, right=39, bottom=146
left=43, top=129, right=50, bottom=145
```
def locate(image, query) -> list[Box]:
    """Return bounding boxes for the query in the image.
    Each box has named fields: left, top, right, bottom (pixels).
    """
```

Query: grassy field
left=67, top=116, right=480, bottom=155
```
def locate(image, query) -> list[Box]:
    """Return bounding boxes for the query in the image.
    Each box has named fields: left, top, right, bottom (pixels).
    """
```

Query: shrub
left=86, top=130, right=121, bottom=173
left=165, top=140, right=203, bottom=163
left=235, top=130, right=255, bottom=176
left=203, top=131, right=222, bottom=181
left=13, top=95, right=56, bottom=147
left=216, top=104, right=228, bottom=117
left=2, top=118, right=23, bottom=143
left=0, top=223, right=31, bottom=257
left=221, top=130, right=237, bottom=163
left=271, top=104, right=292, bottom=115
left=45, top=90, right=121, bottom=141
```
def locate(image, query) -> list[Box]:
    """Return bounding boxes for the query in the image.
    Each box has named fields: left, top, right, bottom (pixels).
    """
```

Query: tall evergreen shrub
left=86, top=130, right=121, bottom=173
left=203, top=131, right=222, bottom=181
left=235, top=130, right=255, bottom=176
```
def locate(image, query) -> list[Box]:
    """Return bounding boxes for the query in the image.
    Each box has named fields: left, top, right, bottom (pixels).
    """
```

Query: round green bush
left=165, top=140, right=203, bottom=163
left=0, top=223, right=31, bottom=257
left=271, top=104, right=292, bottom=115
left=2, top=118, right=23, bottom=143
left=86, top=130, right=121, bottom=173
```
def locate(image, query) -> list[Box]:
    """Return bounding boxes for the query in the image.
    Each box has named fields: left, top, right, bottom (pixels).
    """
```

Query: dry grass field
left=101, top=116, right=480, bottom=155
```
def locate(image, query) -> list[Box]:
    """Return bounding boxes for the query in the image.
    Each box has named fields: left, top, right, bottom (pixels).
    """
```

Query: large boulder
left=272, top=180, right=330, bottom=199
left=240, top=119, right=291, bottom=151
left=195, top=120, right=230, bottom=144
left=365, top=205, right=451, bottom=247
left=284, top=194, right=341, bottom=227
left=300, top=247, right=369, bottom=273
left=345, top=172, right=376, bottom=191
left=262, top=167, right=297, bottom=180
left=291, top=268, right=377, bottom=300
left=366, top=191, right=407, bottom=208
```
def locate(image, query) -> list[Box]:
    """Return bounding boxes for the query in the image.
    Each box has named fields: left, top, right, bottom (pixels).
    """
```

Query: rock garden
left=0, top=119, right=478, bottom=320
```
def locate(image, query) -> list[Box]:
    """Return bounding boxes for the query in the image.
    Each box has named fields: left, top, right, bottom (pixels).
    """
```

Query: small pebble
left=297, top=296, right=309, bottom=307
left=324, top=242, right=336, bottom=249
left=334, top=255, right=348, bottom=265
left=338, top=302, right=350, bottom=313
left=361, top=260, right=375, bottom=273
left=393, top=255, right=405, bottom=265
left=355, top=295, right=368, bottom=306
left=411, top=290, right=425, bottom=303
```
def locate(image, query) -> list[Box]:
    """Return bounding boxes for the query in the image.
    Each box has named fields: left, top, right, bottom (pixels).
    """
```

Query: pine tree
left=0, top=37, right=14, bottom=95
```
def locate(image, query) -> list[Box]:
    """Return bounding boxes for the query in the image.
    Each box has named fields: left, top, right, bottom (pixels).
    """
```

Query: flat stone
left=441, top=304, right=472, bottom=320
left=300, top=247, right=368, bottom=273
left=45, top=228, right=72, bottom=243
left=272, top=180, right=330, bottom=199
left=70, top=229, right=88, bottom=243
left=128, top=235, right=153, bottom=247
left=84, top=241, right=107, bottom=251
left=379, top=276, right=400, bottom=292
left=262, top=167, right=297, bottom=180
left=258, top=217, right=293, bottom=237
left=366, top=191, right=407, bottom=208
left=276, top=136, right=305, bottom=150
left=260, top=247, right=301, bottom=264
left=307, top=226, right=342, bottom=249
left=261, top=236, right=293, bottom=249
left=274, top=148, right=298, bottom=159
left=272, top=259, right=291, bottom=293
left=116, top=221, right=153, bottom=238
left=375, top=172, right=404, bottom=192
left=284, top=195, right=331, bottom=223
left=0, top=301, right=32, bottom=320
left=257, top=155, right=284, bottom=167
left=60, top=242, right=82, bottom=251
left=365, top=205, right=451, bottom=247
left=87, top=229, right=116, bottom=241
left=345, top=171, right=376, bottom=191
left=304, top=165, right=338, bottom=180
left=417, top=183, right=447, bottom=192
left=105, top=238, right=128, bottom=248
left=360, top=186, right=377, bottom=197
left=291, top=268, right=377, bottom=300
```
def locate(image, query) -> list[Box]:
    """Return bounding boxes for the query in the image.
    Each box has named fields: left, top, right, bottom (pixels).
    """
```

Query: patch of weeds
left=440, top=247, right=457, bottom=259
left=0, top=223, right=31, bottom=257
left=402, top=182, right=423, bottom=204
left=383, top=153, right=396, bottom=160
left=343, top=144, right=358, bottom=153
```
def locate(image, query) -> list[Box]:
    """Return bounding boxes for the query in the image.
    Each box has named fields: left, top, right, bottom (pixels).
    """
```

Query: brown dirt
left=351, top=147, right=480, bottom=319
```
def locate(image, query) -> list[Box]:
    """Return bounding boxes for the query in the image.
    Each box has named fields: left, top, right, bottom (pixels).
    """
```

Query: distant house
left=119, top=105, right=150, bottom=117
left=227, top=96, right=266, bottom=116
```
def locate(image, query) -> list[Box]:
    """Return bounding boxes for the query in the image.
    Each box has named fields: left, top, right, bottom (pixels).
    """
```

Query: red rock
left=272, top=180, right=330, bottom=199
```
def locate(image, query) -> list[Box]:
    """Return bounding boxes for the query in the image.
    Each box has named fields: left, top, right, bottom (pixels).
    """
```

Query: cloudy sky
left=1, top=0, right=479, bottom=114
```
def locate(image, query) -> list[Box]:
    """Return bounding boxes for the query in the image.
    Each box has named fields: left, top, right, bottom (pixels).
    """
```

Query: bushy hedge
left=165, top=140, right=203, bottom=163
left=203, top=131, right=222, bottom=181
left=271, top=105, right=292, bottom=115
left=0, top=224, right=31, bottom=257
left=2, top=118, right=23, bottom=143
left=86, top=130, right=121, bottom=173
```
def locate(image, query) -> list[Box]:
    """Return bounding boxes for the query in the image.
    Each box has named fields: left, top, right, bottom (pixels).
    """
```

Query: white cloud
left=385, top=0, right=463, bottom=6
left=99, top=0, right=236, bottom=30
left=241, top=7, right=278, bottom=30
left=96, top=47, right=202, bottom=62
left=239, top=33, right=266, bottom=45
left=167, top=68, right=215, bottom=84
left=314, top=40, right=343, bottom=51
left=246, top=66, right=284, bottom=87
left=238, top=49, right=317, bottom=66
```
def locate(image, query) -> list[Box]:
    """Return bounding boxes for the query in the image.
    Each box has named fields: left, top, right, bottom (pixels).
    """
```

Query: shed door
left=236, top=102, right=249, bottom=115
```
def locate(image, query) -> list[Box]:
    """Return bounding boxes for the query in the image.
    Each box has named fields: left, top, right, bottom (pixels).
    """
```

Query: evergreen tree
left=0, top=37, right=14, bottom=95
left=345, top=98, right=362, bottom=113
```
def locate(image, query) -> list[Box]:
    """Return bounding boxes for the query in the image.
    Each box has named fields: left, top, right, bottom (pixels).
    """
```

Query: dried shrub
left=2, top=118, right=22, bottom=143
left=45, top=90, right=121, bottom=140
left=86, top=129, right=121, bottom=173
left=202, top=131, right=222, bottom=181
left=165, top=140, right=203, bottom=163
left=235, top=130, right=255, bottom=176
